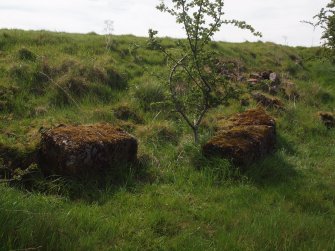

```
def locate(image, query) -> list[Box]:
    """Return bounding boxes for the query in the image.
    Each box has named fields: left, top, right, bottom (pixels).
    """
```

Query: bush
left=57, top=61, right=126, bottom=89
left=114, top=105, right=143, bottom=123
left=81, top=65, right=108, bottom=84
left=52, top=75, right=88, bottom=106
left=58, top=59, right=80, bottom=74
left=17, top=48, right=36, bottom=61
left=105, top=67, right=126, bottom=89
left=133, top=81, right=166, bottom=110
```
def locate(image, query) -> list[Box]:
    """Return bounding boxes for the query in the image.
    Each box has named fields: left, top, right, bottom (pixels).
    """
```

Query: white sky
left=0, top=0, right=329, bottom=47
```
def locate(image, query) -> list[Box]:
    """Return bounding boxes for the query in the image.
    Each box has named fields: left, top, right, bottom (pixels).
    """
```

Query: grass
left=0, top=29, right=334, bottom=250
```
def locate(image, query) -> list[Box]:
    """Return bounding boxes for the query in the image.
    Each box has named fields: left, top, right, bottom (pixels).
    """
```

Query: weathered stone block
left=38, top=124, right=137, bottom=175
left=203, top=108, right=276, bottom=166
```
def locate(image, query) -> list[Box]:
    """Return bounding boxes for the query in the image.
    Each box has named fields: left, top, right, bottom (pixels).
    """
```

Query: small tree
left=148, top=0, right=261, bottom=144
left=317, top=0, right=335, bottom=61
left=305, top=1, right=335, bottom=61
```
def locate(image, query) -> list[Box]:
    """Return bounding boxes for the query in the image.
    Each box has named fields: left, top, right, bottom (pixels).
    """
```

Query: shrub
left=52, top=75, right=88, bottom=106
left=105, top=67, right=126, bottom=89
left=150, top=0, right=261, bottom=144
left=29, top=62, right=56, bottom=95
left=114, top=105, right=143, bottom=123
left=58, top=59, right=80, bottom=74
left=60, top=75, right=88, bottom=95
left=57, top=61, right=126, bottom=89
left=17, top=48, right=36, bottom=61
left=80, top=65, right=107, bottom=84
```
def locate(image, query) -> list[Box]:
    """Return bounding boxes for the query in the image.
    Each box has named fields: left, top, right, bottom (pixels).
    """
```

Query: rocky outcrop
left=203, top=108, right=276, bottom=166
left=246, top=71, right=300, bottom=98
left=38, top=124, right=138, bottom=175
left=216, top=59, right=246, bottom=82
left=252, top=92, right=284, bottom=109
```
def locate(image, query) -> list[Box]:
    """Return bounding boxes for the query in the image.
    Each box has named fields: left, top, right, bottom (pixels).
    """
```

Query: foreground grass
left=0, top=29, right=334, bottom=250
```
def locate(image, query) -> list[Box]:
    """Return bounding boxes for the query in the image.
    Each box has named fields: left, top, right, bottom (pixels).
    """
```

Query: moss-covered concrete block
left=203, top=108, right=276, bottom=166
left=38, top=124, right=138, bottom=175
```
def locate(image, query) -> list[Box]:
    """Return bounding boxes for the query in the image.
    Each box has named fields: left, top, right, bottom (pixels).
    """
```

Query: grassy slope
left=0, top=29, right=334, bottom=250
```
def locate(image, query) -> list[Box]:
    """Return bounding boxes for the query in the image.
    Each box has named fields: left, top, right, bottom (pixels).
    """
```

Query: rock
left=216, top=59, right=246, bottom=82
left=260, top=71, right=272, bottom=80
left=237, top=75, right=246, bottom=82
left=252, top=92, right=284, bottom=109
left=38, top=124, right=138, bottom=175
left=247, top=78, right=260, bottom=84
left=203, top=108, right=276, bottom=165
left=318, top=112, right=335, bottom=128
left=250, top=73, right=261, bottom=79
left=249, top=71, right=273, bottom=81
left=269, top=72, right=280, bottom=85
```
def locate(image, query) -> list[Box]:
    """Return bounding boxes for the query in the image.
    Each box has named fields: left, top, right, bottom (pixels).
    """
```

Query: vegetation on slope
left=0, top=29, right=334, bottom=250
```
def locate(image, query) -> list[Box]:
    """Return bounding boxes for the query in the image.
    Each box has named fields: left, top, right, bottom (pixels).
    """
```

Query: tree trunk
left=193, top=127, right=199, bottom=144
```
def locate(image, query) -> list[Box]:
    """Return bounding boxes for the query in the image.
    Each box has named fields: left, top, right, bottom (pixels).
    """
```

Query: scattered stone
left=318, top=112, right=335, bottom=128
left=269, top=72, right=280, bottom=85
left=252, top=92, right=284, bottom=109
left=203, top=108, right=276, bottom=166
left=249, top=71, right=273, bottom=81
left=38, top=124, right=138, bottom=175
left=250, top=73, right=261, bottom=79
left=237, top=75, right=246, bottom=82
left=247, top=78, right=259, bottom=84
left=260, top=71, right=272, bottom=80
left=216, top=59, right=246, bottom=82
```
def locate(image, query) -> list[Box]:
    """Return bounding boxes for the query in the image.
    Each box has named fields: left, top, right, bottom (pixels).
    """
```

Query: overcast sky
left=0, top=0, right=329, bottom=46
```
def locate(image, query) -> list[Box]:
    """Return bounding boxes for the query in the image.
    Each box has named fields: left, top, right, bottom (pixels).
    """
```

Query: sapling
left=304, top=0, right=335, bottom=61
left=316, top=0, right=335, bottom=61
left=148, top=0, right=261, bottom=144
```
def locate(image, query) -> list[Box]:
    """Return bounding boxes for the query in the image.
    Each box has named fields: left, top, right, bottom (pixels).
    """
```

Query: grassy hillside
left=0, top=29, right=334, bottom=250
